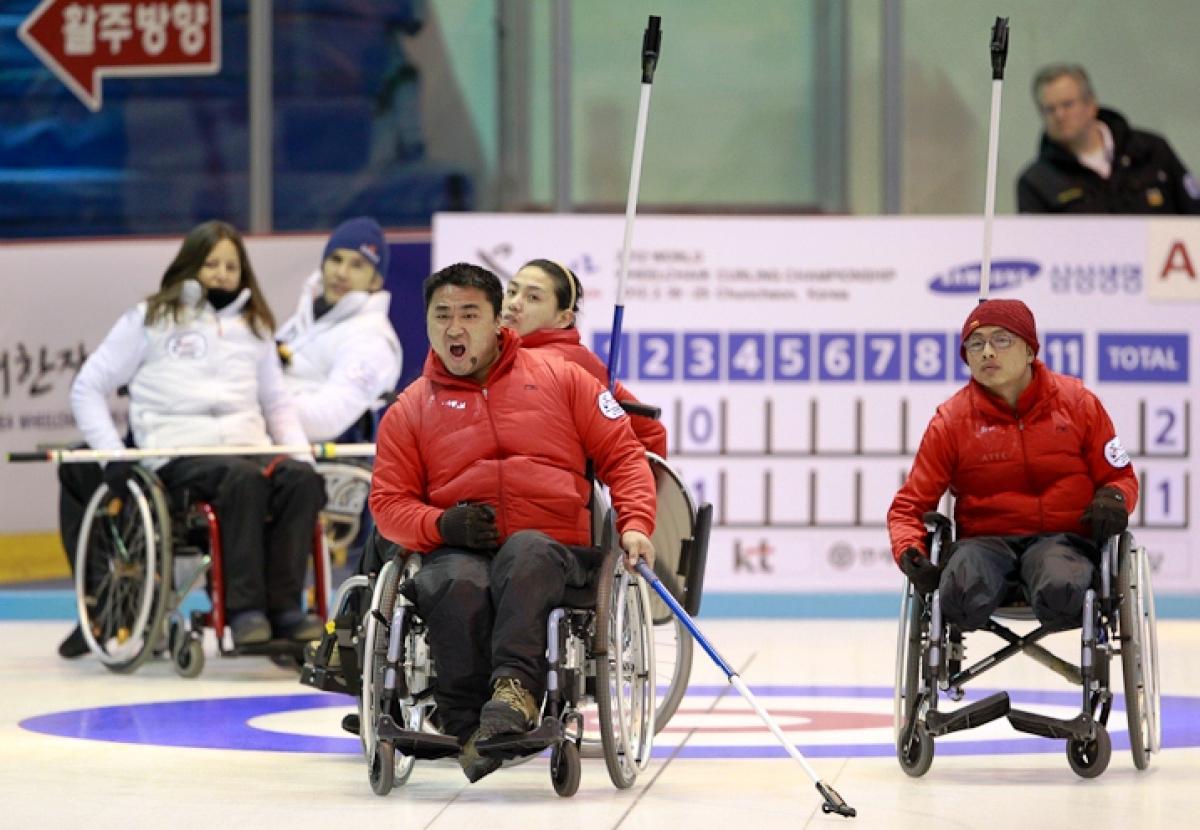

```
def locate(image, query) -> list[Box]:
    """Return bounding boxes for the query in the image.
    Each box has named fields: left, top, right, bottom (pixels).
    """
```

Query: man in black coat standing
left=1017, top=64, right=1200, bottom=214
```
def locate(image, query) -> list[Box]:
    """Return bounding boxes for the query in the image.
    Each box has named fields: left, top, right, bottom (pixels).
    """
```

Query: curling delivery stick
left=604, top=15, right=661, bottom=386
left=5, top=443, right=377, bottom=464
left=635, top=561, right=857, bottom=817
left=979, top=16, right=1009, bottom=302
left=600, top=14, right=856, bottom=818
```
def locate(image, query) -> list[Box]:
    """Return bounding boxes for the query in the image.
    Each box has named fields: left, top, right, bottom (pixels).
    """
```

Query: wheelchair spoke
left=103, top=514, right=132, bottom=563
left=120, top=576, right=142, bottom=627
left=94, top=589, right=116, bottom=640
left=109, top=578, right=132, bottom=639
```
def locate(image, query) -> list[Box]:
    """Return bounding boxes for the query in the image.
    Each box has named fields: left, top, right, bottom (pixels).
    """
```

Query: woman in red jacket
left=501, top=258, right=668, bottom=458
left=887, top=299, right=1137, bottom=631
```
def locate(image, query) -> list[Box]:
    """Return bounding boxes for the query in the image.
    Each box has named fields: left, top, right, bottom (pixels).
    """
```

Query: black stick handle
left=620, top=400, right=662, bottom=420
left=642, top=15, right=662, bottom=83
left=990, top=17, right=1010, bottom=80
left=6, top=451, right=52, bottom=462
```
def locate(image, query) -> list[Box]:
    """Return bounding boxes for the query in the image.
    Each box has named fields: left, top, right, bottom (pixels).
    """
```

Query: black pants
left=58, top=460, right=103, bottom=573
left=357, top=524, right=398, bottom=578
left=939, top=533, right=1096, bottom=631
left=60, top=455, right=325, bottom=614
left=157, top=456, right=326, bottom=613
left=411, top=530, right=593, bottom=742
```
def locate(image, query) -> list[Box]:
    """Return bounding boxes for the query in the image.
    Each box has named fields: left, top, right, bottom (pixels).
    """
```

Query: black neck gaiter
left=207, top=287, right=240, bottom=310
left=313, top=295, right=335, bottom=320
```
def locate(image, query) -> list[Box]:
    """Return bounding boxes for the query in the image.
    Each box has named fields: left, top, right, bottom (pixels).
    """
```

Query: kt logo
left=733, top=539, right=774, bottom=573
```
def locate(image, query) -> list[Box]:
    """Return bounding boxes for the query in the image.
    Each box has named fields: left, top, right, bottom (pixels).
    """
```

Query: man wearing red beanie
left=887, top=298, right=1138, bottom=631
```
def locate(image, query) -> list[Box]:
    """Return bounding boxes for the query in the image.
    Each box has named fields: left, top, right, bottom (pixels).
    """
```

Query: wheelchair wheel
left=1066, top=723, right=1111, bottom=779
left=75, top=474, right=172, bottom=674
left=1118, top=538, right=1161, bottom=770
left=174, top=637, right=204, bottom=678
left=654, top=616, right=693, bottom=732
left=897, top=723, right=935, bottom=778
left=362, top=560, right=399, bottom=794
left=315, top=462, right=373, bottom=553
left=644, top=453, right=701, bottom=732
left=893, top=586, right=924, bottom=741
left=170, top=618, right=205, bottom=679
left=894, top=585, right=935, bottom=777
left=369, top=739, right=395, bottom=796
left=595, top=564, right=656, bottom=789
left=550, top=741, right=581, bottom=798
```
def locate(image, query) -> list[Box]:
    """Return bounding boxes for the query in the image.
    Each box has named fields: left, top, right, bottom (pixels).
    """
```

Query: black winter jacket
left=1016, top=108, right=1200, bottom=214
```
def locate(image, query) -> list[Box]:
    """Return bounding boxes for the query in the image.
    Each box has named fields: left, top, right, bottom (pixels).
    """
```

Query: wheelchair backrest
left=647, top=452, right=711, bottom=620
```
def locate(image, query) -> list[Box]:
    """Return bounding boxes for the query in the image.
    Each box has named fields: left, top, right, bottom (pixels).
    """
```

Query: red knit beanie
left=959, top=298, right=1039, bottom=362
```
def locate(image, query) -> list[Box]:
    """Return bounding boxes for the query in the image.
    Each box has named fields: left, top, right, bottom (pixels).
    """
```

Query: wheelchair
left=317, top=397, right=394, bottom=564
left=314, top=461, right=373, bottom=561
left=360, top=509, right=652, bottom=797
left=894, top=511, right=1161, bottom=779
left=73, top=464, right=333, bottom=677
left=341, top=452, right=710, bottom=797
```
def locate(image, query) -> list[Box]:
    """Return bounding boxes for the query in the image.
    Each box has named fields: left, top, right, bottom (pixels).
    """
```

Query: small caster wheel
left=1067, top=724, right=1111, bottom=779
left=369, top=740, right=395, bottom=796
left=897, top=725, right=935, bottom=777
left=551, top=741, right=581, bottom=797
left=174, top=635, right=204, bottom=678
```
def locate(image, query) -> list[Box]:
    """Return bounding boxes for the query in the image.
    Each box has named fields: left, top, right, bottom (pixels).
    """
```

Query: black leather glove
left=102, top=460, right=137, bottom=497
left=1080, top=486, right=1128, bottom=544
left=438, top=503, right=499, bottom=551
left=899, top=547, right=942, bottom=596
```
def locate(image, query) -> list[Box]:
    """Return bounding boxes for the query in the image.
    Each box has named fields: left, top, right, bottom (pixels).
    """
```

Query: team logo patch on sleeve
left=1104, top=436, right=1131, bottom=468
left=598, top=390, right=625, bottom=420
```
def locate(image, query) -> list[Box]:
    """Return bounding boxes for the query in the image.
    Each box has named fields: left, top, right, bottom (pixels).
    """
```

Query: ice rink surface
left=3, top=618, right=1198, bottom=829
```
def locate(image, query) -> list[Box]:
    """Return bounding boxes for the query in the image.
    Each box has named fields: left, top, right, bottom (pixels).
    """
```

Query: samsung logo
left=928, top=259, right=1041, bottom=294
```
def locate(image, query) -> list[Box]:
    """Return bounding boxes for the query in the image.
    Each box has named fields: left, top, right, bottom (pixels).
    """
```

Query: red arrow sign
left=18, top=0, right=222, bottom=111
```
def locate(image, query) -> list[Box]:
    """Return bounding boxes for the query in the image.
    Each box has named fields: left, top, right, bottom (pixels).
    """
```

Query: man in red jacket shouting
left=887, top=299, right=1137, bottom=632
left=369, top=262, right=656, bottom=783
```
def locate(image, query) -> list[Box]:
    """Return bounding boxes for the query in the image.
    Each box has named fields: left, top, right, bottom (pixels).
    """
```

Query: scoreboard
left=435, top=214, right=1198, bottom=593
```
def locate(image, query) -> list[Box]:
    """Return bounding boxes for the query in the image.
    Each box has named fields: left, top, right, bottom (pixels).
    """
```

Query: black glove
left=438, top=503, right=500, bottom=551
left=102, top=460, right=137, bottom=497
left=899, top=547, right=942, bottom=596
left=1080, top=486, right=1128, bottom=544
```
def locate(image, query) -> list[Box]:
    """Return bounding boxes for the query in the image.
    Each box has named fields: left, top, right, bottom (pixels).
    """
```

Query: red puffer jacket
left=888, top=361, right=1138, bottom=561
left=370, top=327, right=656, bottom=553
left=520, top=328, right=669, bottom=458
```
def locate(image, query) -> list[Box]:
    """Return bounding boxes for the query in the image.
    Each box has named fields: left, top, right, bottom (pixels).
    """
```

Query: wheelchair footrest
left=375, top=715, right=462, bottom=759
left=1007, top=708, right=1093, bottom=741
left=235, top=639, right=305, bottom=656
left=476, top=717, right=563, bottom=760
left=924, top=691, right=1010, bottom=737
left=299, top=664, right=351, bottom=695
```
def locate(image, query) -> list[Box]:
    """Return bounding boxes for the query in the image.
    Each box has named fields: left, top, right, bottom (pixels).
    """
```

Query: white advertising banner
left=434, top=214, right=1199, bottom=594
left=0, top=234, right=324, bottom=538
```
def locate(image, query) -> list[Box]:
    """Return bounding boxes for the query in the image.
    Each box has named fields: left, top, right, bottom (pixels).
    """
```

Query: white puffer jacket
left=71, top=282, right=310, bottom=466
left=275, top=270, right=402, bottom=441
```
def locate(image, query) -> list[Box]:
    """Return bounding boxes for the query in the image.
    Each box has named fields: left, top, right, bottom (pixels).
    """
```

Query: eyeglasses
left=963, top=332, right=1016, bottom=354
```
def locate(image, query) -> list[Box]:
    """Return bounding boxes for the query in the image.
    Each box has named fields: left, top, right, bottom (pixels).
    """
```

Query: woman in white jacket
left=62, top=221, right=326, bottom=652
